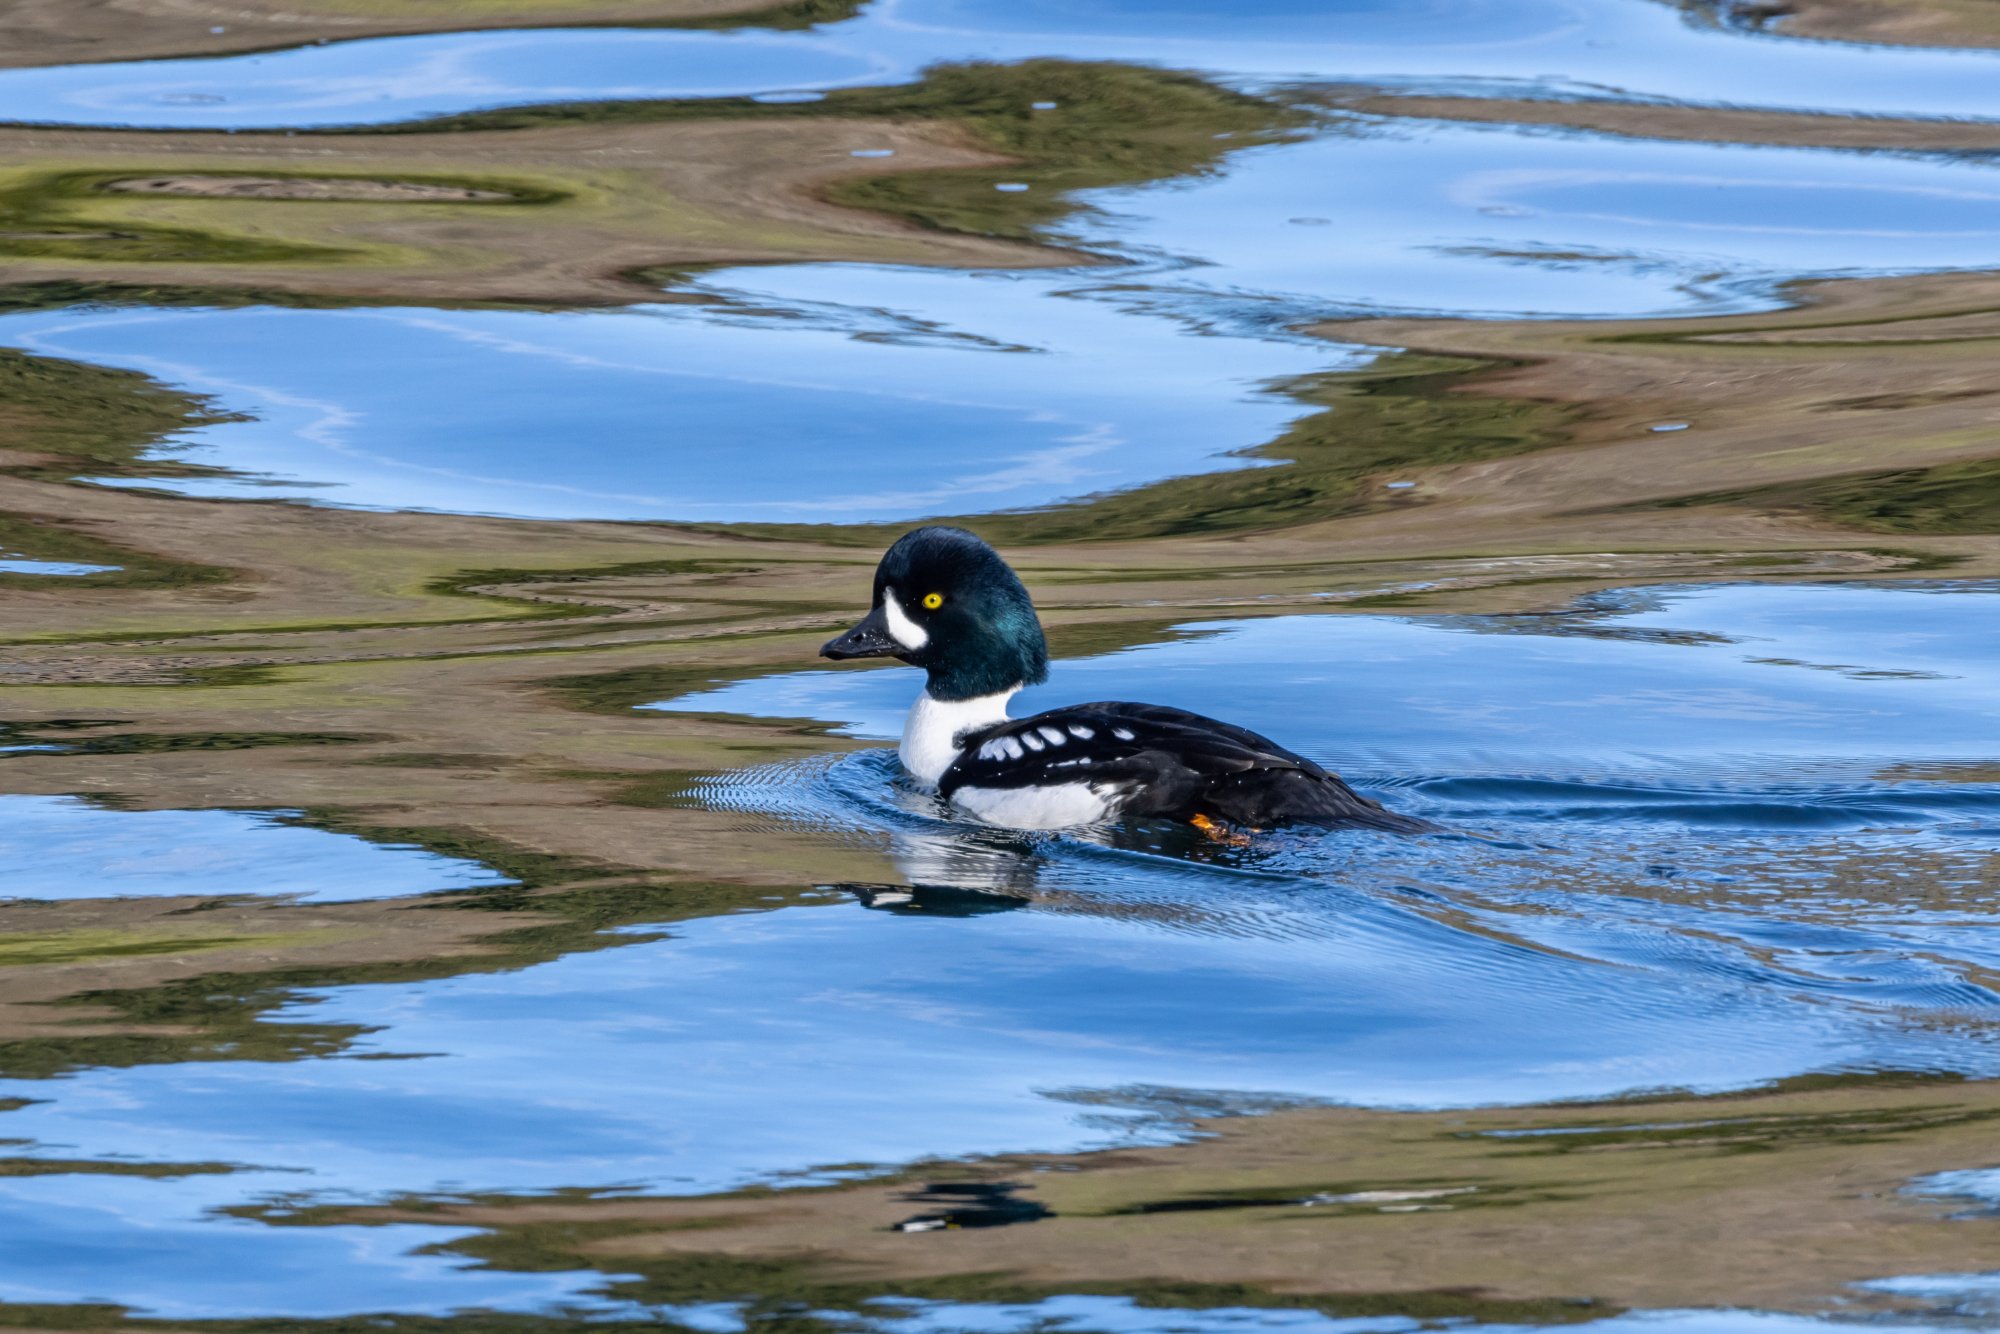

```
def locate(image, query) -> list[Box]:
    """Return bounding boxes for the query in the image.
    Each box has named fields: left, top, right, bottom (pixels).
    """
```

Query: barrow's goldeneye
left=819, top=526, right=1430, bottom=835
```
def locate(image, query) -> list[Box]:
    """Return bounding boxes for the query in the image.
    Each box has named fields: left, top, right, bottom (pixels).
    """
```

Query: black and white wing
left=938, top=702, right=1428, bottom=832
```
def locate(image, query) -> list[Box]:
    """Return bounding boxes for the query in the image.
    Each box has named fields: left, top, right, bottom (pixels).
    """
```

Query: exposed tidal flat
left=1, top=0, right=1999, bottom=1329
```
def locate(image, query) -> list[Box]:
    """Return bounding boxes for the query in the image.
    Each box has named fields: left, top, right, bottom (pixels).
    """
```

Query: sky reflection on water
left=0, top=273, right=1336, bottom=521
left=3, top=0, right=1999, bottom=129
left=0, top=795, right=511, bottom=902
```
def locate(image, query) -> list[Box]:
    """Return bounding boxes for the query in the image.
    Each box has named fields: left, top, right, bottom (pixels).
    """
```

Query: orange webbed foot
left=1190, top=813, right=1253, bottom=847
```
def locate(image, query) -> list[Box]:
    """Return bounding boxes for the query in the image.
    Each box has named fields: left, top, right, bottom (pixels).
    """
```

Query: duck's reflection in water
left=824, top=812, right=1311, bottom=937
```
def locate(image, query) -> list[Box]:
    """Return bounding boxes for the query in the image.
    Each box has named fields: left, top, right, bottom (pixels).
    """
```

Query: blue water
left=0, top=557, right=119, bottom=576
left=4, top=0, right=2000, bottom=129
left=0, top=795, right=512, bottom=901
left=2, top=583, right=1997, bottom=1317
left=0, top=274, right=1343, bottom=520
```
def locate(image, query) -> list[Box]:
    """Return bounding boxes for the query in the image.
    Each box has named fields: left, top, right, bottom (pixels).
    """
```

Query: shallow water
left=5, top=0, right=2000, bottom=129
left=2, top=584, right=1996, bottom=1317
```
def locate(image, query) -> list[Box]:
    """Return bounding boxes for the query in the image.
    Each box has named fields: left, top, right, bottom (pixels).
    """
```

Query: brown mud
left=1695, top=0, right=2000, bottom=49
left=0, top=0, right=858, bottom=71
left=1320, top=89, right=2000, bottom=151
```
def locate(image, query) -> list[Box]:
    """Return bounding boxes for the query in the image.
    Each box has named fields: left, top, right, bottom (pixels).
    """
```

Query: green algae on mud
left=0, top=346, right=240, bottom=588
left=0, top=510, right=230, bottom=591
left=0, top=928, right=314, bottom=968
left=0, top=1156, right=237, bottom=1179
left=815, top=62, right=1314, bottom=245
left=367, top=60, right=1311, bottom=246
left=645, top=0, right=867, bottom=29
left=0, top=166, right=569, bottom=268
left=0, top=346, right=238, bottom=473
left=0, top=723, right=379, bottom=757
left=1461, top=1102, right=2000, bottom=1156
left=339, top=0, right=865, bottom=31
left=1642, top=458, right=2000, bottom=536
left=92, top=171, right=564, bottom=207
left=0, top=172, right=347, bottom=267
left=0, top=278, right=528, bottom=315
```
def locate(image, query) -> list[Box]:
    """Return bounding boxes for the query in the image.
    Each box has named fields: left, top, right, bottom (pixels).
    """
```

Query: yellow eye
left=922, top=592, right=945, bottom=611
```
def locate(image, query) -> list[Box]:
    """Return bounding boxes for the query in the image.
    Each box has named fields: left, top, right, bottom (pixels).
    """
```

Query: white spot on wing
left=1068, top=724, right=1095, bottom=739
left=1112, top=727, right=1135, bottom=741
left=1038, top=726, right=1065, bottom=746
left=1001, top=737, right=1024, bottom=761
left=881, top=589, right=928, bottom=651
left=1021, top=731, right=1045, bottom=751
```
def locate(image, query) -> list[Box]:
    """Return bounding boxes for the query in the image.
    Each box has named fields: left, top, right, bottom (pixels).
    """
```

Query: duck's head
left=820, top=526, right=1049, bottom=701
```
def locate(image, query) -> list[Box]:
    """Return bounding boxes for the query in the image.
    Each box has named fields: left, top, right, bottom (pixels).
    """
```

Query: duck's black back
left=939, top=701, right=1431, bottom=833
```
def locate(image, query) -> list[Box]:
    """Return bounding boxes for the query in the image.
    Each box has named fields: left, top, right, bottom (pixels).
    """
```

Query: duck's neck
left=900, top=686, right=1018, bottom=788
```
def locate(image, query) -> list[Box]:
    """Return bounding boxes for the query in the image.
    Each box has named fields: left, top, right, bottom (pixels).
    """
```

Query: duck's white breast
left=900, top=688, right=1018, bottom=788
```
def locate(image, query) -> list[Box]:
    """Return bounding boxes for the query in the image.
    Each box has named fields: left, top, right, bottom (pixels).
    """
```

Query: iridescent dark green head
left=819, top=526, right=1050, bottom=701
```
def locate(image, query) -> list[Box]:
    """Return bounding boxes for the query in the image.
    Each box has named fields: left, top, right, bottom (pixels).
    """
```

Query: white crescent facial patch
left=881, top=588, right=930, bottom=652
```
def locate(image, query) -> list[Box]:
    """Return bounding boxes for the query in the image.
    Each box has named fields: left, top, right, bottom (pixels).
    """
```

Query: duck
left=819, top=526, right=1431, bottom=835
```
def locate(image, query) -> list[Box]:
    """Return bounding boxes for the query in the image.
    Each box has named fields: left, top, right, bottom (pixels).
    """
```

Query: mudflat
left=0, top=0, right=843, bottom=70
